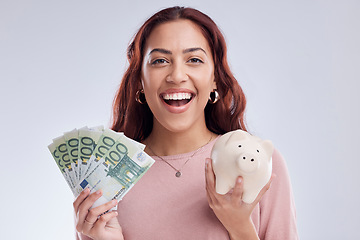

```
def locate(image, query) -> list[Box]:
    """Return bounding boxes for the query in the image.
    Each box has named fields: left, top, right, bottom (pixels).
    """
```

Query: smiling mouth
left=161, top=92, right=193, bottom=107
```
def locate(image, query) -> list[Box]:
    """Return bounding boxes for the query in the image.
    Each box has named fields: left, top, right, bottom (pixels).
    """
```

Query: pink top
left=78, top=138, right=298, bottom=239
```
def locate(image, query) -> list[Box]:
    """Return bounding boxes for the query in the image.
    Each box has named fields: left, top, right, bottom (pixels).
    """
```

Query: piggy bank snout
left=237, top=152, right=260, bottom=173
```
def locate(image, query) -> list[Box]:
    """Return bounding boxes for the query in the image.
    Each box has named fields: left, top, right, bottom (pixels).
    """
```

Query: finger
left=73, top=188, right=90, bottom=213
left=252, top=174, right=276, bottom=205
left=205, top=158, right=216, bottom=191
left=205, top=158, right=220, bottom=207
left=85, top=198, right=118, bottom=226
left=231, top=176, right=244, bottom=204
left=74, top=188, right=91, bottom=233
left=82, top=217, right=96, bottom=234
left=77, top=190, right=103, bottom=233
left=92, top=210, right=119, bottom=232
left=82, top=197, right=118, bottom=234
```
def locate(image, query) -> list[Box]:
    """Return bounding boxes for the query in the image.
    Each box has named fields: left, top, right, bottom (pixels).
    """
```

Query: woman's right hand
left=73, top=188, right=124, bottom=240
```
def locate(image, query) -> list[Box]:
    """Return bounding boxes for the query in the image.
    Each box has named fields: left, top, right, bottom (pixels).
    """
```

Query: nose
left=237, top=152, right=259, bottom=173
left=166, top=62, right=188, bottom=84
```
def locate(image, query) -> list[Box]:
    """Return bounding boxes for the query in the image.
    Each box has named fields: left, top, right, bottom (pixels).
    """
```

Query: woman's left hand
left=205, top=158, right=274, bottom=240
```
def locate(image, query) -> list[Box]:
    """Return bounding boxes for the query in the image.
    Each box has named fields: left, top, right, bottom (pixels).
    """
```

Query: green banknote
left=48, top=138, right=76, bottom=192
left=84, top=129, right=123, bottom=177
left=48, top=126, right=154, bottom=208
left=78, top=127, right=103, bottom=180
left=74, top=134, right=155, bottom=208
left=64, top=129, right=79, bottom=183
left=53, top=136, right=78, bottom=189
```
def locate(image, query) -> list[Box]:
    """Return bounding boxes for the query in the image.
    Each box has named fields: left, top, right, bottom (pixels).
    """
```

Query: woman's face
left=141, top=19, right=216, bottom=134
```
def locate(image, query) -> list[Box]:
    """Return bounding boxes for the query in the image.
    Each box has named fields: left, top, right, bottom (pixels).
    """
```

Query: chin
left=162, top=116, right=205, bottom=134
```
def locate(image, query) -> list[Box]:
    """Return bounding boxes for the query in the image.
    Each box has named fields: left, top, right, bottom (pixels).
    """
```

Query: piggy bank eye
left=238, top=145, right=242, bottom=148
left=257, top=150, right=260, bottom=153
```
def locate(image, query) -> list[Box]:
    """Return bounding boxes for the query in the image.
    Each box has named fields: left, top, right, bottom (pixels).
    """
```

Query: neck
left=143, top=122, right=217, bottom=156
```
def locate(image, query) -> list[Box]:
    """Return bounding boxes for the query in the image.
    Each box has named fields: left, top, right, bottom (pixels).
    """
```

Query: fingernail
left=206, top=158, right=211, bottom=165
left=237, top=177, right=242, bottom=183
left=96, top=190, right=102, bottom=195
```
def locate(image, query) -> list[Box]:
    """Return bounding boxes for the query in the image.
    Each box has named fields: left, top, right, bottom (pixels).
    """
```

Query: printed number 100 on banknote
left=74, top=135, right=154, bottom=209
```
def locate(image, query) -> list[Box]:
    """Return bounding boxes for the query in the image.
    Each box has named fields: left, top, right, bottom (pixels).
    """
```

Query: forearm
left=228, top=219, right=259, bottom=240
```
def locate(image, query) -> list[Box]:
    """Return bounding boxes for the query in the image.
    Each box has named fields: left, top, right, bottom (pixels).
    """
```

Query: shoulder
left=272, top=148, right=289, bottom=175
left=260, top=146, right=296, bottom=209
left=268, top=147, right=294, bottom=194
left=258, top=147, right=299, bottom=238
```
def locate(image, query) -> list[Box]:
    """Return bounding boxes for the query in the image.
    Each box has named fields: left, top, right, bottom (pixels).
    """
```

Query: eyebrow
left=183, top=47, right=207, bottom=55
left=148, top=47, right=207, bottom=55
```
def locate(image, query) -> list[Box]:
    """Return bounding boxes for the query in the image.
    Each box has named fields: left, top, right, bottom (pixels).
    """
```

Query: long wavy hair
left=111, top=6, right=247, bottom=142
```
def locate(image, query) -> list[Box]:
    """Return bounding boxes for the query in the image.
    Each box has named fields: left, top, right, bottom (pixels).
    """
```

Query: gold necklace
left=147, top=135, right=213, bottom=178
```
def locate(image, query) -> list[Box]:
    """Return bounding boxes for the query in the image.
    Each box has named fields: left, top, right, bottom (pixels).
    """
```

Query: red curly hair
left=111, top=6, right=247, bottom=141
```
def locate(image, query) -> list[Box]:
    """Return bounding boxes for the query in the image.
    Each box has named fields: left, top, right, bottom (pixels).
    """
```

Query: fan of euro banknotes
left=48, top=126, right=155, bottom=209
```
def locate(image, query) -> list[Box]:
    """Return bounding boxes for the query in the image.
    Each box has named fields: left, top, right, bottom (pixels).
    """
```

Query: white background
left=1, top=0, right=359, bottom=239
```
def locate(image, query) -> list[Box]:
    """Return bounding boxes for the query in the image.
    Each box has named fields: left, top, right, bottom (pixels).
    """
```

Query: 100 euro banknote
left=73, top=133, right=154, bottom=208
left=48, top=126, right=105, bottom=192
left=48, top=138, right=76, bottom=192
left=78, top=127, right=103, bottom=180
left=48, top=126, right=154, bottom=207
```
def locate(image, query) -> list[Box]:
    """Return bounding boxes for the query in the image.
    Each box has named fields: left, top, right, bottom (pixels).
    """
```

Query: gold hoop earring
left=208, top=89, right=220, bottom=104
left=135, top=89, right=146, bottom=104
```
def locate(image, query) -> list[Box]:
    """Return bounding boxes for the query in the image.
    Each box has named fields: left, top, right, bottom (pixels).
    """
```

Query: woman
left=73, top=6, right=298, bottom=240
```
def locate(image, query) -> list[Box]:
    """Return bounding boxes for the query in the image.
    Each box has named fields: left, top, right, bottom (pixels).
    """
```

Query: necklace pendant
left=175, top=171, right=182, bottom=177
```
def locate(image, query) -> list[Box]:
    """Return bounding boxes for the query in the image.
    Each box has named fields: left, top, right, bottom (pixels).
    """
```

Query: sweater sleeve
left=258, top=148, right=299, bottom=240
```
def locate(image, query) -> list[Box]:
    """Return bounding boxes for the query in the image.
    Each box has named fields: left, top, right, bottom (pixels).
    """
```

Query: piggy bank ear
left=261, top=140, right=274, bottom=159
left=225, top=130, right=249, bottom=145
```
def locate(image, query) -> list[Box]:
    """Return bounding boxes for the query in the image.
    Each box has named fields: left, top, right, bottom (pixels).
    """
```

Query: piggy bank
left=211, top=130, right=274, bottom=203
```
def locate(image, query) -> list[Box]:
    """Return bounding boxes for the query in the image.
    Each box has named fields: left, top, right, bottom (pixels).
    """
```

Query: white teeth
left=163, top=93, right=192, bottom=100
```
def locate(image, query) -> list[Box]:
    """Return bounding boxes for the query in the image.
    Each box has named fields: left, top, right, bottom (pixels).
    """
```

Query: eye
left=151, top=58, right=168, bottom=65
left=257, top=150, right=260, bottom=153
left=188, top=58, right=203, bottom=63
left=238, top=145, right=242, bottom=148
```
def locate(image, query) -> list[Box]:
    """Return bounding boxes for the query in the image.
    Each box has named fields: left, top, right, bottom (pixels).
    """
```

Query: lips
left=159, top=89, right=195, bottom=113
left=162, top=92, right=192, bottom=106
